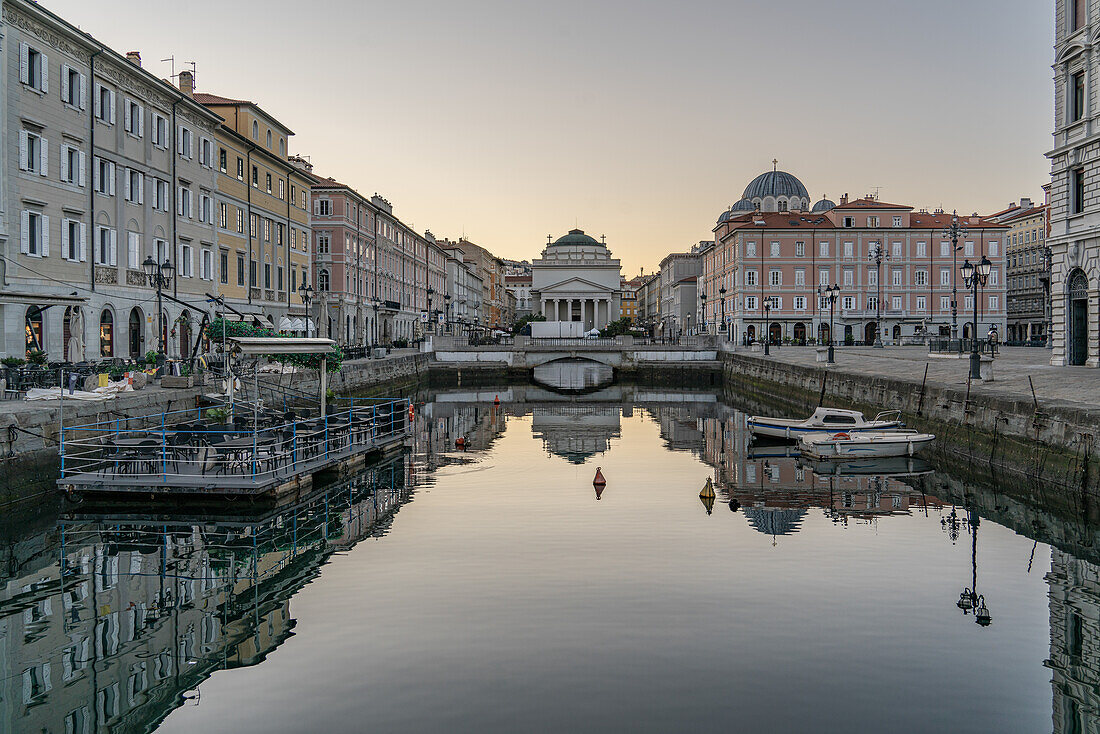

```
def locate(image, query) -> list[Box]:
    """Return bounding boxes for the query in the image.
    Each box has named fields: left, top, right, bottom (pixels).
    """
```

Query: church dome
left=743, top=170, right=810, bottom=201
left=552, top=229, right=601, bottom=247
left=716, top=210, right=732, bottom=224
left=811, top=197, right=837, bottom=212
left=731, top=198, right=755, bottom=212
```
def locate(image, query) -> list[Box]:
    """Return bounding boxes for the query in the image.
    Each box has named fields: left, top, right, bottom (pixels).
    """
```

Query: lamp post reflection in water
left=955, top=507, right=992, bottom=627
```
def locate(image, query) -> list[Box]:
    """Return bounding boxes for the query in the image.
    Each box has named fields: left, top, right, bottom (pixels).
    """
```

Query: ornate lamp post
left=426, top=287, right=435, bottom=335
left=297, top=282, right=315, bottom=338
left=942, top=211, right=969, bottom=341
left=443, top=293, right=452, bottom=335
left=763, top=298, right=772, bottom=356
left=818, top=283, right=840, bottom=364
left=961, top=255, right=992, bottom=380
left=370, top=297, right=381, bottom=346
left=718, top=286, right=726, bottom=340
left=868, top=243, right=888, bottom=348
left=142, top=255, right=174, bottom=355
left=699, top=291, right=706, bottom=335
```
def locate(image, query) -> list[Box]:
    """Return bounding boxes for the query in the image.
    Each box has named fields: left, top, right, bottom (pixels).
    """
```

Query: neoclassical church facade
left=531, top=229, right=622, bottom=331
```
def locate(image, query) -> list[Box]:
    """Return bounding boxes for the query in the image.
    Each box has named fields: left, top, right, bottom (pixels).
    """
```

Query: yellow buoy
left=699, top=477, right=715, bottom=499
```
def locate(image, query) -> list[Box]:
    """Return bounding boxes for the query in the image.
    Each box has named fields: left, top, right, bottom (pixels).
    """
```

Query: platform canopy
left=228, top=336, right=336, bottom=356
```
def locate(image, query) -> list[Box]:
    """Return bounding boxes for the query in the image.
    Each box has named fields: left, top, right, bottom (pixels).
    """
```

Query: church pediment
left=538, top=276, right=613, bottom=292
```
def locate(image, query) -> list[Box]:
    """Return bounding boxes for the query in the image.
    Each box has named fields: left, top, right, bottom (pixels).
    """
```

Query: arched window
left=100, top=309, right=114, bottom=357
left=252, top=120, right=258, bottom=140
left=25, top=306, right=44, bottom=356
left=279, top=138, right=285, bottom=155
left=318, top=269, right=330, bottom=292
left=266, top=129, right=272, bottom=148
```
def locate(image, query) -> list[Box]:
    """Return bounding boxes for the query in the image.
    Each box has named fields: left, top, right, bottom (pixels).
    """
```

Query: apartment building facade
left=989, top=198, right=1051, bottom=344
left=706, top=170, right=1007, bottom=345
left=193, top=86, right=311, bottom=330
left=1, top=0, right=222, bottom=361
left=1048, top=0, right=1100, bottom=366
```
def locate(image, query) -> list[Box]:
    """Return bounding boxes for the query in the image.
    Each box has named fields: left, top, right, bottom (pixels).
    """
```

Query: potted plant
left=206, top=407, right=229, bottom=423
left=26, top=349, right=48, bottom=367
left=1, top=356, right=25, bottom=369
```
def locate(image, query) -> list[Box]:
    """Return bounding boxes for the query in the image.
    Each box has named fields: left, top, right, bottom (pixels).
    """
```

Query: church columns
left=582, top=299, right=589, bottom=329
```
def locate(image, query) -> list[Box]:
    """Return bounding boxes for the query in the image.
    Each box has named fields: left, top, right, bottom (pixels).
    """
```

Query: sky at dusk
left=48, top=0, right=1053, bottom=274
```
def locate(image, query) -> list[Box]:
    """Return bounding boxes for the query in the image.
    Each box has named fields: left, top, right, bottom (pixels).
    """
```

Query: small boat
left=798, top=430, right=935, bottom=459
left=747, top=408, right=902, bottom=440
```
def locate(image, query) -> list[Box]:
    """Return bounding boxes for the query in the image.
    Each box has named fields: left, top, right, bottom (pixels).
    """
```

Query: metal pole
left=970, top=277, right=981, bottom=380
left=320, top=356, right=328, bottom=418
left=951, top=231, right=959, bottom=343
left=59, top=368, right=65, bottom=476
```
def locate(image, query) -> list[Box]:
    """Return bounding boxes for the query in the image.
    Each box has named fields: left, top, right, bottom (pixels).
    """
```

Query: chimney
left=126, top=51, right=141, bottom=67
left=840, top=193, right=849, bottom=205
left=1020, top=197, right=1033, bottom=209
left=178, top=70, right=194, bottom=97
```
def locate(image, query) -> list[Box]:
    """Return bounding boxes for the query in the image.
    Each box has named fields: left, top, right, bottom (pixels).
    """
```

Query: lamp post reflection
left=954, top=507, right=992, bottom=627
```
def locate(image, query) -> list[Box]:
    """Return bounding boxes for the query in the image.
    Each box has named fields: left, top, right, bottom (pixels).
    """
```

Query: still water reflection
left=531, top=358, right=615, bottom=392
left=1, top=387, right=1097, bottom=733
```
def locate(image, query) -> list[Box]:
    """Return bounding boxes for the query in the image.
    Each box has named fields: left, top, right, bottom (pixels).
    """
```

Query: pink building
left=702, top=169, right=1009, bottom=345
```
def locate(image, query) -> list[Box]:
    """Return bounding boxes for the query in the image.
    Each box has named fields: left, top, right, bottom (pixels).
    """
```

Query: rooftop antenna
left=161, top=56, right=176, bottom=81
left=870, top=186, right=881, bottom=201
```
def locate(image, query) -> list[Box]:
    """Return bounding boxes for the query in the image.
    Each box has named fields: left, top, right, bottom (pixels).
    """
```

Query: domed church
left=713, top=162, right=814, bottom=224
left=531, top=229, right=623, bottom=331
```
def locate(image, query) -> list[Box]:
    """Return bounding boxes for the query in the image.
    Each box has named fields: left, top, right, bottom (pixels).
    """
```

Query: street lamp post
left=699, top=291, right=706, bottom=335
left=297, top=282, right=314, bottom=338
left=868, top=243, right=888, bottom=348
left=370, top=298, right=381, bottom=346
left=818, top=283, right=840, bottom=364
left=763, top=299, right=772, bottom=356
left=718, top=286, right=726, bottom=341
left=1040, top=246, right=1053, bottom=349
left=961, top=255, right=992, bottom=380
left=443, top=294, right=452, bottom=335
left=942, top=211, right=969, bottom=342
left=426, top=287, right=435, bottom=335
left=142, top=255, right=174, bottom=356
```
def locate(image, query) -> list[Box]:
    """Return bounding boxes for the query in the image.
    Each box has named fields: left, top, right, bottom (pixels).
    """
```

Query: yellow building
left=185, top=75, right=311, bottom=328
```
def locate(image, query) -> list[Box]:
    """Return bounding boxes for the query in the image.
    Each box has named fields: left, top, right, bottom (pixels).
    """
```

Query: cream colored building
left=532, top=229, right=622, bottom=331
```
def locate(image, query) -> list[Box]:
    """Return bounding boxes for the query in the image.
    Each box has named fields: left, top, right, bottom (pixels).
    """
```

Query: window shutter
left=138, top=176, right=144, bottom=204
left=79, top=73, right=87, bottom=110
left=93, top=157, right=100, bottom=191
left=176, top=243, right=183, bottom=272
left=190, top=247, right=195, bottom=278
left=61, top=64, right=69, bottom=103
left=124, top=168, right=131, bottom=200
left=176, top=125, right=183, bottom=152
left=177, top=187, right=183, bottom=216
left=80, top=223, right=88, bottom=262
left=61, top=220, right=70, bottom=259
left=313, top=199, right=320, bottom=215
left=19, top=131, right=27, bottom=170
left=19, top=43, right=28, bottom=85
left=124, top=99, right=132, bottom=131
left=94, top=84, right=101, bottom=118
left=40, top=53, right=48, bottom=93
left=41, top=216, right=50, bottom=257
left=109, top=90, right=116, bottom=124
left=110, top=229, right=118, bottom=266
left=20, top=211, right=29, bottom=254
left=138, top=106, right=144, bottom=137
left=39, top=138, right=48, bottom=177
left=78, top=152, right=86, bottom=187
left=108, top=163, right=115, bottom=196
left=60, top=144, right=69, bottom=182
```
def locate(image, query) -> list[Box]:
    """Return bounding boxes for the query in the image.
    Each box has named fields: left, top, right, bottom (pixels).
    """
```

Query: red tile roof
left=193, top=92, right=253, bottom=106
left=908, top=212, right=1007, bottom=230
left=831, top=198, right=913, bottom=210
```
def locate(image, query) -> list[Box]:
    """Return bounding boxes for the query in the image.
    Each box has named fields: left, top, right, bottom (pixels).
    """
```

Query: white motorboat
left=746, top=407, right=902, bottom=440
left=798, top=430, right=935, bottom=459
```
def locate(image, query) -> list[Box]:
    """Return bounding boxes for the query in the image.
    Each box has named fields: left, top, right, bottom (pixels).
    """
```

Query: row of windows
left=740, top=266, right=999, bottom=288
left=738, top=294, right=999, bottom=312
left=740, top=239, right=998, bottom=259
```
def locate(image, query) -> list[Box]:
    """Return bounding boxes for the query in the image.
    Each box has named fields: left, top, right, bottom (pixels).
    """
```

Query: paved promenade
left=730, top=345, right=1098, bottom=412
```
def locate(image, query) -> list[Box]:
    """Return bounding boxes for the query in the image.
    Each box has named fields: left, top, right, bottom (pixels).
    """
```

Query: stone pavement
left=729, top=345, right=1098, bottom=412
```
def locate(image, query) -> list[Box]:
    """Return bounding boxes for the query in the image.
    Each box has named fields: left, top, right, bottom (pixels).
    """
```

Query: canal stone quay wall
left=720, top=349, right=1100, bottom=500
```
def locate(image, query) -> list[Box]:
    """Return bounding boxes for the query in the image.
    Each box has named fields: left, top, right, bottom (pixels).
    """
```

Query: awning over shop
left=228, top=337, right=336, bottom=356
left=277, top=317, right=310, bottom=332
left=225, top=313, right=275, bottom=329
left=0, top=291, right=87, bottom=306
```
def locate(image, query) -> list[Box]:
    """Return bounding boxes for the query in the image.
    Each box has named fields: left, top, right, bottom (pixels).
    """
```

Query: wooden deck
left=58, top=431, right=409, bottom=497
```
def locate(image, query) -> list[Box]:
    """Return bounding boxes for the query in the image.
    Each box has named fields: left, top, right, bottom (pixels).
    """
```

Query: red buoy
left=455, top=436, right=467, bottom=450
left=593, top=467, right=606, bottom=487
left=494, top=394, right=500, bottom=405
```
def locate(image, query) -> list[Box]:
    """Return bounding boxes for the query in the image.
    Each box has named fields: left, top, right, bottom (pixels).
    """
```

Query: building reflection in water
left=1046, top=550, right=1100, bottom=734
left=0, top=456, right=410, bottom=734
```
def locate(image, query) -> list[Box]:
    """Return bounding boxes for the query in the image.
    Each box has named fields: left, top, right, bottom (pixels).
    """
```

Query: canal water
left=2, top=385, right=1096, bottom=733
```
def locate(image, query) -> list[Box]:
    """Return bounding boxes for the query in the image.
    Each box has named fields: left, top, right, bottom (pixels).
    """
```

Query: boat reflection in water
left=3, top=455, right=411, bottom=734
left=531, top=358, right=614, bottom=392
